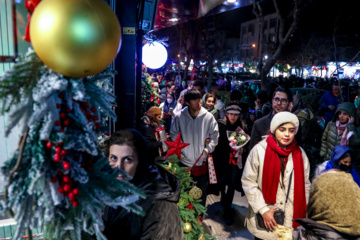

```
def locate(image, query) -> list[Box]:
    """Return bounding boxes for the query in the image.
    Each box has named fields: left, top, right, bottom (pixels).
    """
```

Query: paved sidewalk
left=203, top=191, right=254, bottom=240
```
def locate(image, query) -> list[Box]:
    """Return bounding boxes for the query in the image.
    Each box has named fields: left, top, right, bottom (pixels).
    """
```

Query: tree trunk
left=254, top=0, right=301, bottom=93
left=253, top=3, right=265, bottom=75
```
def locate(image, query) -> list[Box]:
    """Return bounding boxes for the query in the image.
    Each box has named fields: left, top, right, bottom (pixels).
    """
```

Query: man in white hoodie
left=170, top=89, right=219, bottom=206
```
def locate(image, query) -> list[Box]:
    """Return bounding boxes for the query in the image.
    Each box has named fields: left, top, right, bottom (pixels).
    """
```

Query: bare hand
left=348, top=116, right=355, bottom=123
left=328, top=105, right=335, bottom=111
left=262, top=209, right=278, bottom=230
left=166, top=133, right=170, bottom=140
left=255, top=99, right=260, bottom=108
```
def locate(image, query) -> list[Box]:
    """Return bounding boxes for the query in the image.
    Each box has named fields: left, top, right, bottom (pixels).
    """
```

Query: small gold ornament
left=30, top=0, right=121, bottom=78
left=187, top=171, right=191, bottom=177
left=198, top=234, right=206, bottom=240
left=189, top=186, right=202, bottom=200
left=183, top=222, right=192, bottom=233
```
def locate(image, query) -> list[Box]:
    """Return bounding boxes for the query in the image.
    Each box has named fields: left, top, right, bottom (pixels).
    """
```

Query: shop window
left=269, top=33, right=276, bottom=42
left=248, top=24, right=254, bottom=36
left=263, top=20, right=268, bottom=29
left=270, top=18, right=277, bottom=29
left=242, top=26, right=247, bottom=34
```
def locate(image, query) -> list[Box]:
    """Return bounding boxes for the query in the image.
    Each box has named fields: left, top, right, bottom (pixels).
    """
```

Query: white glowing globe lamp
left=142, top=42, right=168, bottom=69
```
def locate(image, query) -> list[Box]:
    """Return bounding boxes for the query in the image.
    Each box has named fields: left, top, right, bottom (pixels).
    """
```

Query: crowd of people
left=100, top=74, right=360, bottom=239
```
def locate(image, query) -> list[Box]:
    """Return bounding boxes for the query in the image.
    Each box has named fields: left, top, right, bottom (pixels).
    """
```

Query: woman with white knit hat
left=241, top=112, right=311, bottom=240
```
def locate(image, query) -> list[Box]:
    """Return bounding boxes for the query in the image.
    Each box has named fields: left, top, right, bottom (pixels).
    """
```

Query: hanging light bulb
left=142, top=42, right=168, bottom=69
left=227, top=0, right=236, bottom=3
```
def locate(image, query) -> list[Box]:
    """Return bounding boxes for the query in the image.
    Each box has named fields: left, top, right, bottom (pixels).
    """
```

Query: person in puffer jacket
left=320, top=102, right=360, bottom=160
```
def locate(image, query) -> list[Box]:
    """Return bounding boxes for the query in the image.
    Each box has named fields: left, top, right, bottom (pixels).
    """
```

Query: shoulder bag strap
left=285, top=170, right=293, bottom=204
left=193, top=152, right=204, bottom=166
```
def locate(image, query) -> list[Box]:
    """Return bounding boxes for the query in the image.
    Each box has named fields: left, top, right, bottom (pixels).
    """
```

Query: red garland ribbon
left=23, top=0, right=42, bottom=42
left=229, top=152, right=237, bottom=165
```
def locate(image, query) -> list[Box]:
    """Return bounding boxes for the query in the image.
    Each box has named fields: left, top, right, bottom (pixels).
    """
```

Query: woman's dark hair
left=230, top=89, right=242, bottom=101
left=204, top=93, right=215, bottom=103
left=105, top=129, right=148, bottom=179
left=291, top=93, right=305, bottom=114
left=166, top=91, right=175, bottom=99
left=184, top=89, right=202, bottom=103
left=273, top=86, right=293, bottom=103
left=193, top=80, right=204, bottom=89
left=340, top=151, right=353, bottom=161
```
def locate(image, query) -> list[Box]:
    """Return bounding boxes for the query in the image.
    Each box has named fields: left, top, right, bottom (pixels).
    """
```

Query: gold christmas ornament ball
left=30, top=0, right=121, bottom=78
left=189, top=186, right=203, bottom=200
left=183, top=222, right=192, bottom=233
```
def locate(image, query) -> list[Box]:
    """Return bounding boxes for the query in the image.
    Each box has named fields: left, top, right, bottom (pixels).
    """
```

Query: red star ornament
left=164, top=133, right=190, bottom=159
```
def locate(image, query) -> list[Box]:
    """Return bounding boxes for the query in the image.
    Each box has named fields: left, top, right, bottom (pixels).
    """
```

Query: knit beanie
left=270, top=111, right=299, bottom=134
left=146, top=106, right=161, bottom=116
left=225, top=103, right=242, bottom=114
left=307, top=171, right=360, bottom=235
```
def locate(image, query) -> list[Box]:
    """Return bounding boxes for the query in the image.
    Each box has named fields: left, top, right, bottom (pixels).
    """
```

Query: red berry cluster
left=197, top=215, right=203, bottom=224
left=54, top=171, right=79, bottom=207
left=56, top=93, right=72, bottom=132
left=46, top=141, right=79, bottom=207
left=75, top=100, right=101, bottom=128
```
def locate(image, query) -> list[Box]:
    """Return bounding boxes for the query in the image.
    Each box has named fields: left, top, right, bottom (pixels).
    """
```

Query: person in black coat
left=139, top=106, right=163, bottom=164
left=211, top=103, right=248, bottom=225
left=103, top=129, right=182, bottom=240
left=249, top=86, right=302, bottom=150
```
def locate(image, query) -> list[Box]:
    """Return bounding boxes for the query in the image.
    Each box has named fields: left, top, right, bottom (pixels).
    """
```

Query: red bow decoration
left=23, top=0, right=42, bottom=42
left=164, top=133, right=190, bottom=159
left=186, top=202, right=194, bottom=210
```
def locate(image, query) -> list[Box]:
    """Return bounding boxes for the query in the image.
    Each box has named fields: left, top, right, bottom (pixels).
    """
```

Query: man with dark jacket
left=249, top=86, right=302, bottom=150
left=319, top=80, right=341, bottom=126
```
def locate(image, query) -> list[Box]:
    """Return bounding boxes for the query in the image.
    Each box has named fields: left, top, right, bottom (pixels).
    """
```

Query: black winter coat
left=210, top=119, right=247, bottom=193
left=103, top=165, right=182, bottom=240
left=293, top=218, right=360, bottom=240
left=139, top=121, right=162, bottom=164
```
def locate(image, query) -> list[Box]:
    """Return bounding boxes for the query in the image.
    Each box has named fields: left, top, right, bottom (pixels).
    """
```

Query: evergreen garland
left=161, top=155, right=215, bottom=240
left=141, top=73, right=159, bottom=116
left=0, top=48, right=145, bottom=239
